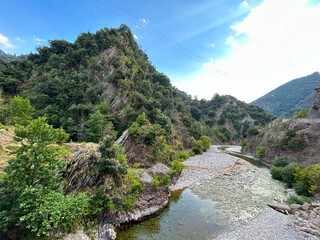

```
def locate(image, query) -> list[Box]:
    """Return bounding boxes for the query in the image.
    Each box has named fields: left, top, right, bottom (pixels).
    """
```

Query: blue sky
left=1, top=0, right=320, bottom=102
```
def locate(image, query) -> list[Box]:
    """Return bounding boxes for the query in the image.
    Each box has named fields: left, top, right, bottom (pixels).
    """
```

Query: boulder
left=268, top=203, right=291, bottom=214
left=302, top=203, right=311, bottom=210
left=290, top=203, right=301, bottom=210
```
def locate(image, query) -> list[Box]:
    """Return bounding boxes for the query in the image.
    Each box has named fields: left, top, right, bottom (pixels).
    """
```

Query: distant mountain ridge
left=251, top=72, right=320, bottom=118
left=0, top=49, right=8, bottom=57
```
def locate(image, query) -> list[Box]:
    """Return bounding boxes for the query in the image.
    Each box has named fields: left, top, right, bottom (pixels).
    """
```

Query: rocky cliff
left=307, top=83, right=320, bottom=119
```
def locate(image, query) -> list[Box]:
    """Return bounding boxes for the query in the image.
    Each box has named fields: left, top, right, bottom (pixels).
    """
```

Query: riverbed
left=116, top=145, right=305, bottom=240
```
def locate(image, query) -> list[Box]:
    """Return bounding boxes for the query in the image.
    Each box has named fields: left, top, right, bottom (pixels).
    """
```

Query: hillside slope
left=251, top=72, right=320, bottom=118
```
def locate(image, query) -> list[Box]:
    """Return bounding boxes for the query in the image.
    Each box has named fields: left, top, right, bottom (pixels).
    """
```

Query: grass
left=286, top=195, right=311, bottom=205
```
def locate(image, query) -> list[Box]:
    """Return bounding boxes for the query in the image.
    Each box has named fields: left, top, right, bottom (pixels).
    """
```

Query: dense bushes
left=192, top=135, right=211, bottom=155
left=270, top=156, right=320, bottom=198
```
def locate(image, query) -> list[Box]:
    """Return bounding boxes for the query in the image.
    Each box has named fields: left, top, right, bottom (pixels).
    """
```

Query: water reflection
left=116, top=189, right=229, bottom=240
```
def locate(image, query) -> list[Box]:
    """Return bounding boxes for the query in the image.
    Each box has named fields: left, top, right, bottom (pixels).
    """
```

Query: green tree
left=0, top=117, right=70, bottom=236
left=3, top=95, right=34, bottom=125
left=294, top=108, right=309, bottom=119
left=86, top=110, right=105, bottom=142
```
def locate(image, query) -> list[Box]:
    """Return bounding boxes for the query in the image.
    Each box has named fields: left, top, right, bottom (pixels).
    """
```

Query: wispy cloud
left=34, top=37, right=46, bottom=46
left=209, top=43, right=215, bottom=48
left=139, top=18, right=150, bottom=26
left=241, top=1, right=249, bottom=8
left=133, top=34, right=138, bottom=40
left=0, top=33, right=14, bottom=48
left=174, top=0, right=320, bottom=103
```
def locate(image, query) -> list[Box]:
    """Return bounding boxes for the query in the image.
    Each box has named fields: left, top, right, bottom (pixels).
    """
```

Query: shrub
left=256, top=147, right=266, bottom=159
left=88, top=186, right=114, bottom=217
left=273, top=155, right=296, bottom=167
left=128, top=122, right=141, bottom=140
left=281, top=162, right=303, bottom=187
left=170, top=160, right=185, bottom=173
left=294, top=180, right=310, bottom=196
left=294, top=164, right=320, bottom=195
left=246, top=127, right=259, bottom=136
left=239, top=139, right=246, bottom=147
left=294, top=108, right=309, bottom=119
left=286, top=195, right=310, bottom=205
left=200, top=136, right=211, bottom=151
left=270, top=167, right=283, bottom=180
left=172, top=151, right=189, bottom=162
left=99, top=159, right=118, bottom=175
left=151, top=174, right=171, bottom=190
left=192, top=142, right=203, bottom=155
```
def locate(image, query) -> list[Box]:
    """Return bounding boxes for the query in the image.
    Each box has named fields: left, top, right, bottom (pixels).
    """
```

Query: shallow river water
left=116, top=146, right=286, bottom=240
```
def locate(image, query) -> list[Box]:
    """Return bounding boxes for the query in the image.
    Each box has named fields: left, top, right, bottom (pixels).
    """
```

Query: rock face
left=242, top=118, right=320, bottom=165
left=116, top=130, right=151, bottom=167
left=307, top=83, right=320, bottom=119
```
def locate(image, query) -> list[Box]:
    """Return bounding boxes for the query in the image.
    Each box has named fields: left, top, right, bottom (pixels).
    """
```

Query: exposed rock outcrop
left=307, top=83, right=320, bottom=119
left=116, top=130, right=151, bottom=167
left=242, top=118, right=320, bottom=165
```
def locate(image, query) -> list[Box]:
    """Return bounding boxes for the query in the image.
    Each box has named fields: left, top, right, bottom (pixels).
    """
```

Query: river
left=116, top=146, right=287, bottom=240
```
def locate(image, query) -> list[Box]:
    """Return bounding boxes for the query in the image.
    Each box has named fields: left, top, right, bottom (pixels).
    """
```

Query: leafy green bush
left=99, top=159, right=119, bottom=175
left=286, top=195, right=310, bottom=205
left=172, top=151, right=189, bottom=161
left=88, top=186, right=114, bottom=217
left=239, top=139, right=246, bottom=147
left=294, top=108, right=309, bottom=119
left=246, top=127, right=259, bottom=136
left=281, top=162, right=303, bottom=187
left=192, top=142, right=203, bottom=155
left=151, top=174, right=171, bottom=190
left=128, top=122, right=141, bottom=140
left=270, top=167, right=283, bottom=180
left=294, top=164, right=320, bottom=195
left=200, top=136, right=211, bottom=151
left=170, top=160, right=185, bottom=174
left=293, top=180, right=310, bottom=196
left=256, top=146, right=266, bottom=159
left=273, top=155, right=296, bottom=167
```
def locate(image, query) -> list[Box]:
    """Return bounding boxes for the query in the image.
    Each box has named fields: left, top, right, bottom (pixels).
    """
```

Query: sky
left=1, top=0, right=320, bottom=102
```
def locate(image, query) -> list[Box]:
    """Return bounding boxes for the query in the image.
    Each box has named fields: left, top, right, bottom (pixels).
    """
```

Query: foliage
left=200, top=135, right=211, bottom=151
left=278, top=129, right=304, bottom=151
left=270, top=167, right=283, bottom=180
left=86, top=110, right=105, bottom=143
left=273, top=155, right=296, bottom=167
left=172, top=151, right=189, bottom=161
left=286, top=195, right=310, bottom=205
left=281, top=162, right=303, bottom=187
left=170, top=160, right=185, bottom=174
left=0, top=118, right=91, bottom=238
left=151, top=174, right=171, bottom=190
left=256, top=146, right=266, bottom=159
left=246, top=127, right=260, bottom=136
left=294, top=108, right=309, bottom=119
left=3, top=95, right=34, bottom=125
left=239, top=139, right=246, bottom=147
left=18, top=186, right=90, bottom=237
left=88, top=185, right=115, bottom=217
left=294, top=164, right=320, bottom=196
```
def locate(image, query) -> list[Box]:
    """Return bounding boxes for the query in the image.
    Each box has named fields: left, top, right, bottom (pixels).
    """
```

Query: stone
left=302, top=203, right=311, bottom=210
left=290, top=203, right=301, bottom=210
left=307, top=82, right=320, bottom=119
left=309, top=211, right=318, bottom=219
left=149, top=163, right=171, bottom=175
left=267, top=203, right=291, bottom=213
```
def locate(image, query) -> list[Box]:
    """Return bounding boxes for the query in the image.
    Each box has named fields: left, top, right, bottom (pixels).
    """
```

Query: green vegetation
left=151, top=174, right=171, bottom=190
left=286, top=195, right=310, bottom=205
left=273, top=155, right=296, bottom=167
left=278, top=129, right=305, bottom=151
left=251, top=72, right=320, bottom=117
left=256, top=146, right=266, bottom=159
left=246, top=127, right=260, bottom=136
left=294, top=164, right=320, bottom=196
left=0, top=118, right=92, bottom=238
left=294, top=108, right=309, bottom=119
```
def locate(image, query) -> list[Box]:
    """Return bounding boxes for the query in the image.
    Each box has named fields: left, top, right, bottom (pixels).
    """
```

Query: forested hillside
left=0, top=25, right=271, bottom=145
left=251, top=72, right=320, bottom=118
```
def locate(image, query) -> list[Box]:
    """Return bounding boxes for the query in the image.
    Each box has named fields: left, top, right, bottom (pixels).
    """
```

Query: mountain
left=251, top=72, right=320, bottom=118
left=0, top=49, right=8, bottom=57
left=0, top=25, right=271, bottom=145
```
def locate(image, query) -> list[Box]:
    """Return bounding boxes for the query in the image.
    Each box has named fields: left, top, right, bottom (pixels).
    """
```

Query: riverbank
left=170, top=145, right=316, bottom=239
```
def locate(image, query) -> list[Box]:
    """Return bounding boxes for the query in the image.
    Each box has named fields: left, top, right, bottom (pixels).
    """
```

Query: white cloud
left=174, top=0, right=320, bottom=103
left=133, top=34, right=138, bottom=40
left=209, top=43, right=215, bottom=48
left=139, top=18, right=150, bottom=26
left=35, top=38, right=45, bottom=42
left=241, top=1, right=249, bottom=8
left=0, top=33, right=14, bottom=48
